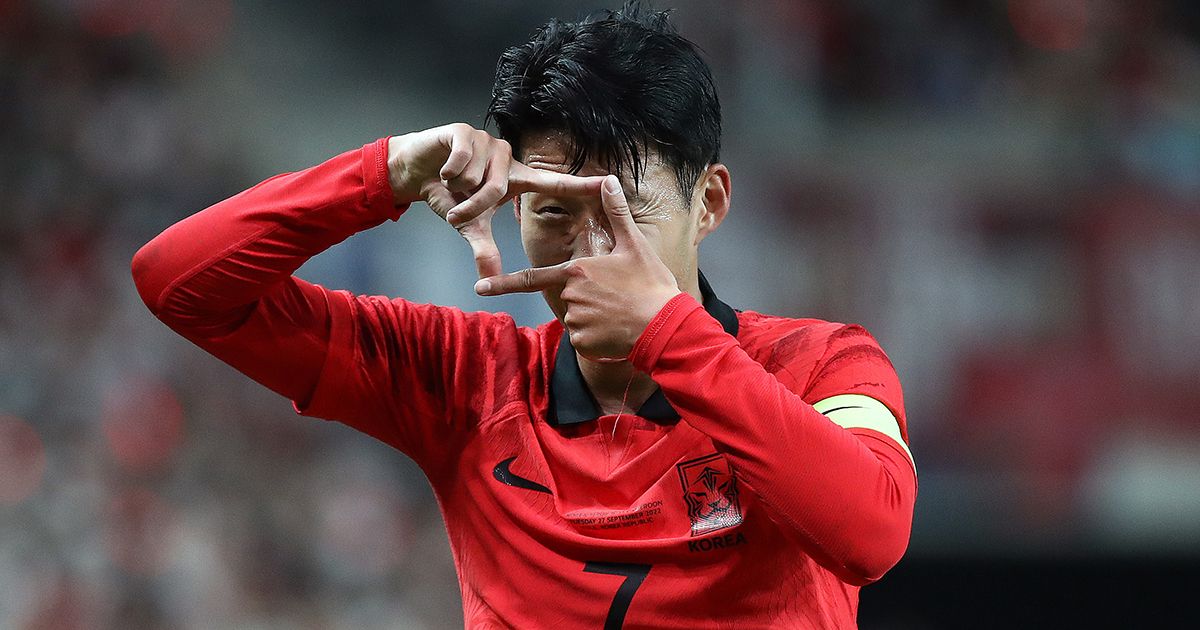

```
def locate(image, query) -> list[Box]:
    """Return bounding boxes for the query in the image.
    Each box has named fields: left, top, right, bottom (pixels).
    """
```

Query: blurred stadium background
left=2, top=0, right=1198, bottom=627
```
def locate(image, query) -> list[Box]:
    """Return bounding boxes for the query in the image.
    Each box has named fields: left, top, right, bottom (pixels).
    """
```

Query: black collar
left=548, top=271, right=739, bottom=425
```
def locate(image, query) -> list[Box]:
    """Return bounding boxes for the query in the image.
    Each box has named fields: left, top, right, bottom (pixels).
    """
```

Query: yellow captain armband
left=812, top=394, right=914, bottom=470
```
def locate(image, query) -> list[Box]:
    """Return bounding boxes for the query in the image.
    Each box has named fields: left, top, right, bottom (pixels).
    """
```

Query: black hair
left=486, top=1, right=721, bottom=199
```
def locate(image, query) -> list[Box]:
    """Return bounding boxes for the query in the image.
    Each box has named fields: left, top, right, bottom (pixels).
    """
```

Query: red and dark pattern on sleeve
left=131, top=138, right=528, bottom=468
left=802, top=323, right=909, bottom=443
left=631, top=294, right=916, bottom=584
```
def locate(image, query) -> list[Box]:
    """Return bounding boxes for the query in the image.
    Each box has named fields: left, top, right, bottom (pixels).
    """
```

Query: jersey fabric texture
left=132, top=138, right=917, bottom=629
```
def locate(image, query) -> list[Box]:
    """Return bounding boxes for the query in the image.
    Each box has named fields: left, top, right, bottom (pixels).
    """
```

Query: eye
left=535, top=206, right=569, bottom=218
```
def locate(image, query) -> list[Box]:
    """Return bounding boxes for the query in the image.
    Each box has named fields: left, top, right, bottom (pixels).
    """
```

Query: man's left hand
left=474, top=175, right=682, bottom=361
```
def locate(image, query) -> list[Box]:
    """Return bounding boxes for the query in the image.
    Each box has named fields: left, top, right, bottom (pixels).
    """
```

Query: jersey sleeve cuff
left=630, top=291, right=705, bottom=371
left=361, top=136, right=410, bottom=221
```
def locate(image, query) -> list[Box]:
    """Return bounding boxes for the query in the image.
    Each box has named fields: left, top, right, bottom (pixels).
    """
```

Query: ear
left=691, top=164, right=730, bottom=245
left=513, top=194, right=522, bottom=223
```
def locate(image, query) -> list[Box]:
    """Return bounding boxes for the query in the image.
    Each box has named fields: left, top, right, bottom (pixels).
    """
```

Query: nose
left=571, top=215, right=615, bottom=259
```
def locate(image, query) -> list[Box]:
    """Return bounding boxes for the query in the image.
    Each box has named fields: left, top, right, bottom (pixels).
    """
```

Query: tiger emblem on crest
left=676, top=453, right=743, bottom=536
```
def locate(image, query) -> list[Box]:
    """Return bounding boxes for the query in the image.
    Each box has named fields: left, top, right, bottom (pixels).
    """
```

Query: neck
left=576, top=271, right=703, bottom=415
left=576, top=355, right=656, bottom=416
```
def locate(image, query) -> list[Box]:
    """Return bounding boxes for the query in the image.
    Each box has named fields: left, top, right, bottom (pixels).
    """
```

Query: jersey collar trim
left=548, top=270, right=739, bottom=426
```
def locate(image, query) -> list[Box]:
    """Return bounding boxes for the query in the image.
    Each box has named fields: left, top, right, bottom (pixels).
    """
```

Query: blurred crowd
left=1, top=1, right=1197, bottom=628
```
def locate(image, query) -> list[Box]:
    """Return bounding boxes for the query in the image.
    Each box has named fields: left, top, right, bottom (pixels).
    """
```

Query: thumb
left=600, top=175, right=643, bottom=246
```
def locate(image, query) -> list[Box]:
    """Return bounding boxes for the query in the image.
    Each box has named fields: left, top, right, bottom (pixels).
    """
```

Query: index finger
left=508, top=162, right=606, bottom=197
left=474, top=261, right=573, bottom=296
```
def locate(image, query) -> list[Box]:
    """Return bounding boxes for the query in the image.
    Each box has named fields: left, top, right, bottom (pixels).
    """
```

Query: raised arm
left=631, top=306, right=916, bottom=585
left=131, top=125, right=604, bottom=451
left=131, top=137, right=401, bottom=403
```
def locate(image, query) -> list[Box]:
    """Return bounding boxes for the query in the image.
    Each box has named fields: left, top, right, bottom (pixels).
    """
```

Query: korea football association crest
left=676, top=453, right=743, bottom=536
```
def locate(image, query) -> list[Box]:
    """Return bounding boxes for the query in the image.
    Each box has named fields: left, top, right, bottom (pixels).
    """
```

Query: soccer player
left=132, top=5, right=915, bottom=628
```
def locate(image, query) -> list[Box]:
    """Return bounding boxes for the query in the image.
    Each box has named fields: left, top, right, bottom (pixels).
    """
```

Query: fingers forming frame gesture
left=475, top=175, right=681, bottom=361
left=392, top=123, right=606, bottom=279
left=475, top=175, right=652, bottom=296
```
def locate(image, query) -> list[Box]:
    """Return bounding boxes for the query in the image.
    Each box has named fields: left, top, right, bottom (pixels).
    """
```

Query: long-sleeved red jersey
left=132, top=138, right=916, bottom=629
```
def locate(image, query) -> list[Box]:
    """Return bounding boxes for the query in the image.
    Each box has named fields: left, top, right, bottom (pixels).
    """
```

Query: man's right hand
left=387, top=124, right=605, bottom=279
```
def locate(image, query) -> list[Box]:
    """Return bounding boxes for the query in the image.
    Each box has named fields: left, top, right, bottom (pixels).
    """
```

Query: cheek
left=644, top=223, right=692, bottom=269
left=582, top=217, right=615, bottom=255
left=521, top=220, right=575, bottom=267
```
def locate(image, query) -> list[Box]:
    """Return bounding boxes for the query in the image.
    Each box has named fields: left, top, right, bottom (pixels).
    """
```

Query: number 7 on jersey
left=583, top=561, right=652, bottom=630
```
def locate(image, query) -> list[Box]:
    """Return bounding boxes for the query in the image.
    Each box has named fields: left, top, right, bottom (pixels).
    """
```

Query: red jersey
left=132, top=138, right=916, bottom=629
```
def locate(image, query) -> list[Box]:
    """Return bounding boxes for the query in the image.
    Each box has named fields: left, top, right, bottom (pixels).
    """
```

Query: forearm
left=131, top=137, right=404, bottom=337
left=632, top=295, right=916, bottom=585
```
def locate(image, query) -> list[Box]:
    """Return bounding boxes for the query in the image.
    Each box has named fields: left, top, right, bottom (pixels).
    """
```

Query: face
left=515, top=132, right=729, bottom=324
